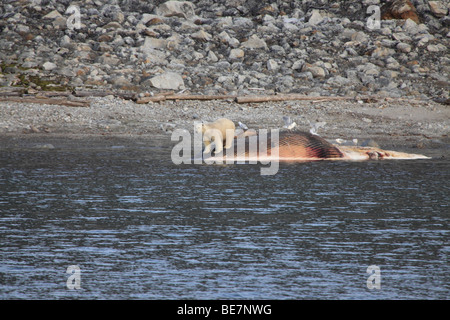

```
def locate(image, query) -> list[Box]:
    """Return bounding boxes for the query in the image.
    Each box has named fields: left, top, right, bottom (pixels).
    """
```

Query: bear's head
left=194, top=122, right=204, bottom=134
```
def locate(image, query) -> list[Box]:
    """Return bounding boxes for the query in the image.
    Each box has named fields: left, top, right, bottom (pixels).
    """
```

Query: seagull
left=309, top=121, right=326, bottom=135
left=335, top=138, right=358, bottom=146
left=238, top=121, right=248, bottom=131
left=282, top=116, right=297, bottom=130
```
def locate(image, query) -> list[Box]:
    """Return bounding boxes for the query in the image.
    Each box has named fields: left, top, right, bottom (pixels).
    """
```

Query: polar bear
left=195, top=118, right=236, bottom=154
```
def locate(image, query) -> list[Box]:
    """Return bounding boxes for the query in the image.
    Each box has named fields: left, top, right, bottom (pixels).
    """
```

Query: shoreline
left=0, top=96, right=449, bottom=158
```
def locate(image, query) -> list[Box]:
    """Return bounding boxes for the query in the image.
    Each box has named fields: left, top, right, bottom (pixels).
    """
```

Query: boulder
left=191, top=30, right=212, bottom=42
left=155, top=1, right=196, bottom=19
left=229, top=48, right=244, bottom=60
left=402, top=18, right=419, bottom=35
left=142, top=37, right=167, bottom=50
left=428, top=1, right=448, bottom=18
left=308, top=10, right=324, bottom=26
left=42, top=10, right=63, bottom=19
left=396, top=42, right=412, bottom=53
left=42, top=62, right=57, bottom=71
left=240, top=35, right=267, bottom=50
left=302, top=63, right=326, bottom=78
left=206, top=50, right=218, bottom=62
left=267, top=59, right=279, bottom=72
left=326, top=76, right=351, bottom=87
left=427, top=44, right=446, bottom=52
left=381, top=0, right=420, bottom=23
left=148, top=72, right=184, bottom=90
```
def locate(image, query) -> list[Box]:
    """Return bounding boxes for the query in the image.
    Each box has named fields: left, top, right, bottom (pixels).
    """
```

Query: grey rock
left=283, top=21, right=299, bottom=32
left=60, top=35, right=73, bottom=48
left=302, top=63, right=326, bottom=78
left=229, top=48, right=244, bottom=60
left=58, top=67, right=76, bottom=77
left=15, top=24, right=30, bottom=34
left=216, top=17, right=233, bottom=29
left=267, top=59, right=279, bottom=72
left=396, top=42, right=412, bottom=53
left=42, top=61, right=57, bottom=71
left=112, top=76, right=132, bottom=87
left=270, top=45, right=285, bottom=55
left=392, top=32, right=412, bottom=42
left=308, top=10, right=323, bottom=26
left=155, top=1, right=196, bottom=19
left=386, top=57, right=400, bottom=70
left=382, top=70, right=399, bottom=79
left=217, top=31, right=240, bottom=48
left=294, top=71, right=313, bottom=80
left=97, top=54, right=121, bottom=66
left=416, top=33, right=435, bottom=47
left=403, top=18, right=419, bottom=35
left=42, top=10, right=63, bottom=20
left=215, top=61, right=231, bottom=70
left=21, top=61, right=39, bottom=69
left=379, top=27, right=392, bottom=36
left=371, top=47, right=395, bottom=59
left=191, top=30, right=212, bottom=42
left=292, top=60, right=305, bottom=70
left=217, top=75, right=234, bottom=85
left=241, top=35, right=267, bottom=50
left=207, top=50, right=218, bottom=62
left=360, top=74, right=376, bottom=85
left=351, top=31, right=369, bottom=43
left=326, top=76, right=351, bottom=87
left=429, top=1, right=448, bottom=17
left=427, top=44, right=446, bottom=52
left=148, top=72, right=184, bottom=90
left=142, top=37, right=167, bottom=50
left=233, top=17, right=253, bottom=29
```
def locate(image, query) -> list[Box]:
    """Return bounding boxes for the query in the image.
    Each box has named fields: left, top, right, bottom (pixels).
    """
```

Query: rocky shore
left=1, top=0, right=449, bottom=98
left=0, top=0, right=449, bottom=152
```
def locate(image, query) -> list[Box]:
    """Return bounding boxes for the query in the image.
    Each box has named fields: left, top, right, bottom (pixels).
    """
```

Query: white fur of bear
left=195, top=118, right=236, bottom=154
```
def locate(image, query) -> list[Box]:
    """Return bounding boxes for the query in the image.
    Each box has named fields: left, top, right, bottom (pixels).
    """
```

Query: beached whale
left=198, top=130, right=430, bottom=162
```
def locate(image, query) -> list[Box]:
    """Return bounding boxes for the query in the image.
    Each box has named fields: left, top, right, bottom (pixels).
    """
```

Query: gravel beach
left=0, top=96, right=448, bottom=155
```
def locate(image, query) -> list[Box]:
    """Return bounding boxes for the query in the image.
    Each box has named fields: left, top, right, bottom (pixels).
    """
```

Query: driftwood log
left=136, top=93, right=361, bottom=104
left=0, top=96, right=90, bottom=107
left=136, top=94, right=236, bottom=104
left=0, top=87, right=432, bottom=106
left=234, top=94, right=350, bottom=104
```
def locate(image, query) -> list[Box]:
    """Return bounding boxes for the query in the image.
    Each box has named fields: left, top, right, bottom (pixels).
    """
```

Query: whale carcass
left=200, top=130, right=430, bottom=162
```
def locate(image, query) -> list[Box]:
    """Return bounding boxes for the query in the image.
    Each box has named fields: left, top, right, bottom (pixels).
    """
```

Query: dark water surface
left=0, top=137, right=448, bottom=299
